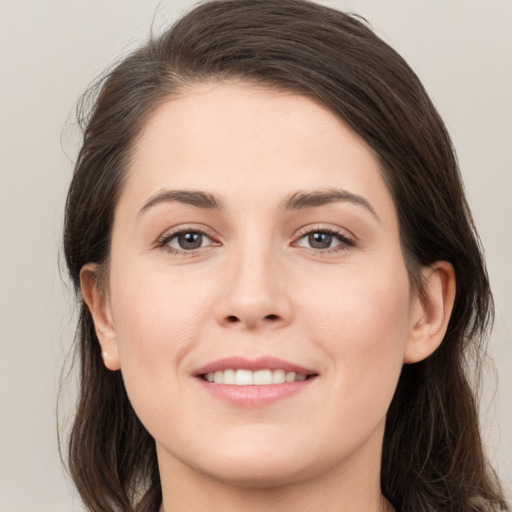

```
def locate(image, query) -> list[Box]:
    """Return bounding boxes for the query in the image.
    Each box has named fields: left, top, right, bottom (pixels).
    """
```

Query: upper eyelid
left=157, top=224, right=218, bottom=241
left=294, top=224, right=355, bottom=241
left=167, top=230, right=213, bottom=244
left=153, top=227, right=219, bottom=254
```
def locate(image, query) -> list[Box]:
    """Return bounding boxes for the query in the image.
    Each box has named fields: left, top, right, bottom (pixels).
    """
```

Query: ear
left=80, top=263, right=121, bottom=371
left=404, top=261, right=456, bottom=364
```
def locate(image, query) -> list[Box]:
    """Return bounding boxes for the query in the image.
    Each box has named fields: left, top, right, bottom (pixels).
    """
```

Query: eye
left=295, top=228, right=354, bottom=251
left=159, top=229, right=216, bottom=253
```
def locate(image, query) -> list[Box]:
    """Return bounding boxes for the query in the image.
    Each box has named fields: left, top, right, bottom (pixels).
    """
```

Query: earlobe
left=404, top=261, right=456, bottom=364
left=80, top=263, right=121, bottom=371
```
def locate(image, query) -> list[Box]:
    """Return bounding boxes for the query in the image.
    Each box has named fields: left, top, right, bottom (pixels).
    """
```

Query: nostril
left=227, top=315, right=239, bottom=323
left=265, top=314, right=279, bottom=321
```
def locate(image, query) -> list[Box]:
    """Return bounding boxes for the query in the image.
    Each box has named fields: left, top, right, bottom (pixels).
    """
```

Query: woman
left=62, top=0, right=509, bottom=510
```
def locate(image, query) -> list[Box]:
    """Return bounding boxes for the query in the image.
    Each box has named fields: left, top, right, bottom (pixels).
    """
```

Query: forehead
left=121, top=81, right=395, bottom=221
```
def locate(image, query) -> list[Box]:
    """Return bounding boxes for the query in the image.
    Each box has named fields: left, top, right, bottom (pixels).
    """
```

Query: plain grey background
left=0, top=1, right=510, bottom=510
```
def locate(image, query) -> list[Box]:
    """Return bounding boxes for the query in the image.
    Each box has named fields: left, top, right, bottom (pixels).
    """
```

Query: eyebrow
left=139, top=189, right=223, bottom=214
left=138, top=187, right=378, bottom=221
left=281, top=188, right=379, bottom=220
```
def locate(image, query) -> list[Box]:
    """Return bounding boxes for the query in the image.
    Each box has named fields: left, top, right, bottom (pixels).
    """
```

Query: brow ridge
left=139, top=187, right=378, bottom=220
left=281, top=188, right=378, bottom=219
left=139, top=189, right=223, bottom=214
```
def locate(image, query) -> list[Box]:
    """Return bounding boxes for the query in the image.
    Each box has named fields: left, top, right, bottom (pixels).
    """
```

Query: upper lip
left=194, top=356, right=317, bottom=376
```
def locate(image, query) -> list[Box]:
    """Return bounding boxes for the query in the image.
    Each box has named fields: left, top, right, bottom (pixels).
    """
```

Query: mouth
left=201, top=368, right=313, bottom=385
left=194, top=356, right=318, bottom=405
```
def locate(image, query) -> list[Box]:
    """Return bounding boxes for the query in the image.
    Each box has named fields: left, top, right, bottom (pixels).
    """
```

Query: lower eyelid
left=297, top=240, right=351, bottom=251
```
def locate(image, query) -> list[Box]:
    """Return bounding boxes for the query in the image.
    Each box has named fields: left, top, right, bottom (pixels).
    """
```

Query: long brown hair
left=62, top=1, right=509, bottom=510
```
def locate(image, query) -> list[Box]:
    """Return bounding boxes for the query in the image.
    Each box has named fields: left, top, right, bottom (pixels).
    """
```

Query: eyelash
left=155, top=225, right=355, bottom=256
left=156, top=226, right=218, bottom=256
left=294, top=226, right=355, bottom=254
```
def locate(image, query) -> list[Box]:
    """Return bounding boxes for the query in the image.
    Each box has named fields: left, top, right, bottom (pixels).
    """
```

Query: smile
left=194, top=356, right=318, bottom=406
left=202, top=369, right=309, bottom=385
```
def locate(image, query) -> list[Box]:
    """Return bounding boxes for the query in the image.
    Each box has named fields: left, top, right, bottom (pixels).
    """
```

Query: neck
left=158, top=484, right=393, bottom=512
left=158, top=496, right=395, bottom=512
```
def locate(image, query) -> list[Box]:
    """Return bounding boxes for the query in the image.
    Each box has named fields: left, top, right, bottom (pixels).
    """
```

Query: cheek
left=298, top=260, right=411, bottom=413
left=108, top=263, right=216, bottom=407
left=303, top=254, right=412, bottom=344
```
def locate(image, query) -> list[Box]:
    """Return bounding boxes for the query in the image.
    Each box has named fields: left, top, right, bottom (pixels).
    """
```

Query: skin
left=82, top=82, right=455, bottom=512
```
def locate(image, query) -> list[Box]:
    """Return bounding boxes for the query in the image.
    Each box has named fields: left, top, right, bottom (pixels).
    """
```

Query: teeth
left=204, top=369, right=309, bottom=385
left=253, top=369, right=272, bottom=385
left=235, top=369, right=253, bottom=385
left=285, top=371, right=296, bottom=383
left=223, top=368, right=236, bottom=384
left=273, top=369, right=285, bottom=384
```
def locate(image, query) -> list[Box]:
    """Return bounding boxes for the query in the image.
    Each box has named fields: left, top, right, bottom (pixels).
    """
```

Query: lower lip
left=196, top=377, right=317, bottom=407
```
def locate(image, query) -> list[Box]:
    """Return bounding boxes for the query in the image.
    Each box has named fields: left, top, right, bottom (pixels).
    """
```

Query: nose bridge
left=216, top=231, right=292, bottom=330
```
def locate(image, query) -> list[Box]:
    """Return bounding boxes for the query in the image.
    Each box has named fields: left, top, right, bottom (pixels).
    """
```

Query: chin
left=186, top=435, right=333, bottom=490
left=200, top=458, right=313, bottom=490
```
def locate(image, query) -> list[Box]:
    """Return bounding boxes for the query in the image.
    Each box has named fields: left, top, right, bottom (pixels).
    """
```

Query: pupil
left=309, top=233, right=332, bottom=249
left=178, top=232, right=202, bottom=250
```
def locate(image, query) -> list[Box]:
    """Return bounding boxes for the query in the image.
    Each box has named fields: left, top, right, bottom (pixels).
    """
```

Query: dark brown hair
left=63, top=1, right=509, bottom=510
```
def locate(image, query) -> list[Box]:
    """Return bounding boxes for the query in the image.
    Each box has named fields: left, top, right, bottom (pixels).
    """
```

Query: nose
left=215, top=246, right=293, bottom=331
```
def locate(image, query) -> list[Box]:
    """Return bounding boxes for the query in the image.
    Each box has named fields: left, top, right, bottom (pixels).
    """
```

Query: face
left=96, top=82, right=424, bottom=488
